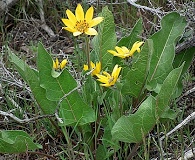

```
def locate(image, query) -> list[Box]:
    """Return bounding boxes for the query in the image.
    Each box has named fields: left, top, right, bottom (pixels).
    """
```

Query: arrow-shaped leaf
left=37, top=43, right=95, bottom=126
left=9, top=52, right=57, bottom=114
left=147, top=12, right=186, bottom=89
left=112, top=64, right=184, bottom=143
left=92, top=6, right=117, bottom=69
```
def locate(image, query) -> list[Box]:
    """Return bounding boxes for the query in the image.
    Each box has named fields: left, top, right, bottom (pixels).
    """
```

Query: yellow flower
left=62, top=4, right=104, bottom=36
left=84, top=61, right=101, bottom=76
left=53, top=58, right=67, bottom=70
left=96, top=64, right=122, bottom=87
left=108, top=41, right=144, bottom=58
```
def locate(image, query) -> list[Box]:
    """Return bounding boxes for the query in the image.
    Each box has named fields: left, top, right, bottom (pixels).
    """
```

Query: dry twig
left=159, top=112, right=195, bottom=156
left=127, top=0, right=164, bottom=18
left=37, top=0, right=56, bottom=37
left=0, top=110, right=54, bottom=123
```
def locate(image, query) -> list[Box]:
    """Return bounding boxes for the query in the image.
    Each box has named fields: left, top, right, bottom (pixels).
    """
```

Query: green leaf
left=156, top=63, right=184, bottom=116
left=8, top=49, right=28, bottom=82
left=25, top=67, right=57, bottom=114
left=173, top=47, right=195, bottom=75
left=0, top=130, right=42, bottom=153
left=117, top=19, right=143, bottom=48
left=111, top=64, right=184, bottom=143
left=122, top=39, right=153, bottom=97
left=37, top=43, right=95, bottom=125
left=92, top=6, right=117, bottom=69
left=9, top=52, right=56, bottom=114
left=111, top=95, right=156, bottom=143
left=147, top=12, right=186, bottom=89
left=172, top=47, right=195, bottom=98
left=96, top=144, right=107, bottom=160
left=160, top=107, right=180, bottom=120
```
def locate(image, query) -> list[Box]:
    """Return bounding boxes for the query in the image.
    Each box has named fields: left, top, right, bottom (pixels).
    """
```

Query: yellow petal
left=108, top=50, right=118, bottom=56
left=91, top=61, right=101, bottom=76
left=73, top=31, right=82, bottom=36
left=115, top=46, right=124, bottom=55
left=61, top=19, right=74, bottom=29
left=62, top=27, right=76, bottom=33
left=96, top=62, right=101, bottom=71
left=89, top=17, right=104, bottom=27
left=121, top=46, right=129, bottom=53
left=129, top=41, right=144, bottom=55
left=83, top=64, right=89, bottom=71
left=66, top=9, right=77, bottom=24
left=102, top=71, right=111, bottom=78
left=85, top=6, right=94, bottom=22
left=112, top=65, right=121, bottom=78
left=55, top=58, right=59, bottom=69
left=60, top=59, right=67, bottom=69
left=90, top=61, right=95, bottom=69
left=76, top=4, right=84, bottom=21
left=53, top=60, right=57, bottom=69
left=100, top=83, right=111, bottom=87
left=97, top=77, right=108, bottom=83
left=85, top=28, right=98, bottom=35
left=96, top=74, right=107, bottom=80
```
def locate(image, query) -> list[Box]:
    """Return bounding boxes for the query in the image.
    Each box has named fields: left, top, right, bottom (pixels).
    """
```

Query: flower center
left=75, top=20, right=89, bottom=33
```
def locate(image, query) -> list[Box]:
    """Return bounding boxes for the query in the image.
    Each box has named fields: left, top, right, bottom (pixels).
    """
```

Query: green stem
left=61, top=126, right=75, bottom=159
left=85, top=35, right=91, bottom=69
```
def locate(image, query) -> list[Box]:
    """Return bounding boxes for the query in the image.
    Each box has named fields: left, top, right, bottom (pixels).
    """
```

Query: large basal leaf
left=92, top=6, right=117, bottom=69
left=111, top=95, right=156, bottom=143
left=117, top=18, right=143, bottom=48
left=9, top=52, right=56, bottom=114
left=156, top=63, right=184, bottom=115
left=0, top=130, right=42, bottom=153
left=37, top=43, right=95, bottom=126
left=147, top=12, right=186, bottom=89
left=25, top=67, right=57, bottom=114
left=8, top=48, right=27, bottom=82
left=173, top=47, right=195, bottom=75
left=122, top=40, right=153, bottom=97
left=172, top=47, right=195, bottom=98
left=111, top=64, right=184, bottom=143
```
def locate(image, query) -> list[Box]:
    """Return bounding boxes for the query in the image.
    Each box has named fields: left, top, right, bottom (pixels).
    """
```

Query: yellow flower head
left=107, top=41, right=144, bottom=58
left=62, top=4, right=104, bottom=36
left=53, top=58, right=67, bottom=70
left=84, top=61, right=101, bottom=76
left=96, top=64, right=122, bottom=87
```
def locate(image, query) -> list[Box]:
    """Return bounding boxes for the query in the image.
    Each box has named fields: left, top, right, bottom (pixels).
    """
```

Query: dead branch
left=127, top=0, right=164, bottom=18
left=160, top=112, right=195, bottom=140
left=0, top=0, right=19, bottom=12
left=159, top=112, right=195, bottom=155
left=37, top=0, right=56, bottom=37
left=0, top=110, right=54, bottom=123
left=178, top=148, right=195, bottom=160
left=176, top=36, right=195, bottom=54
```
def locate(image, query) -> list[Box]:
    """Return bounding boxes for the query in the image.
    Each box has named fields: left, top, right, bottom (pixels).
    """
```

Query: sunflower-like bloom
left=53, top=58, right=67, bottom=70
left=84, top=61, right=101, bottom=76
left=96, top=65, right=122, bottom=87
left=62, top=4, right=104, bottom=36
left=108, top=41, right=144, bottom=58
